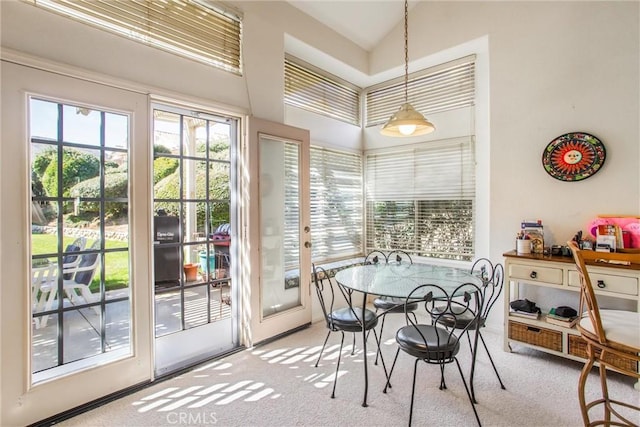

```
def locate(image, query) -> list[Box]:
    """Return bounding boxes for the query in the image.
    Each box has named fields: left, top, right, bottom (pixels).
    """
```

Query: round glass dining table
left=333, top=262, right=484, bottom=407
left=334, top=263, right=483, bottom=298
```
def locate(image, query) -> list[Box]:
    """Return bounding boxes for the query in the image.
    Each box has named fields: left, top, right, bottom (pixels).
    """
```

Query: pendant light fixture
left=380, top=0, right=435, bottom=137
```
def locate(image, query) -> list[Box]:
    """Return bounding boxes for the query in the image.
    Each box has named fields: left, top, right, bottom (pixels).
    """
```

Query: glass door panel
left=29, top=98, right=132, bottom=382
left=260, top=138, right=301, bottom=316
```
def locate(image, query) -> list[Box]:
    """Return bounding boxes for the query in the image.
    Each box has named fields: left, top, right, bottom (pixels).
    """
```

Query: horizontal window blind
left=284, top=143, right=301, bottom=270
left=310, top=147, right=363, bottom=261
left=366, top=56, right=475, bottom=127
left=285, top=56, right=361, bottom=126
left=366, top=138, right=475, bottom=201
left=25, top=0, right=242, bottom=74
left=365, top=137, right=475, bottom=261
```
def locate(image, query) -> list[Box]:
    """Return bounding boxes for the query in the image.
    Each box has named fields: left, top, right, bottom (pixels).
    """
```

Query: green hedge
left=40, top=149, right=100, bottom=197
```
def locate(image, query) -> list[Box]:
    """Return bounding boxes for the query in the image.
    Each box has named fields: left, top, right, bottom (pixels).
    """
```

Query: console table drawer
left=568, top=271, right=638, bottom=296
left=508, top=264, right=563, bottom=285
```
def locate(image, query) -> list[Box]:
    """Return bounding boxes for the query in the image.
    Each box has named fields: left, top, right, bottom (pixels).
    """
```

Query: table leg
left=361, top=291, right=369, bottom=407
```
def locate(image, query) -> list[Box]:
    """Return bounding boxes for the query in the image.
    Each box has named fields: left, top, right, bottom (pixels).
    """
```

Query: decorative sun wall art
left=542, top=132, right=606, bottom=181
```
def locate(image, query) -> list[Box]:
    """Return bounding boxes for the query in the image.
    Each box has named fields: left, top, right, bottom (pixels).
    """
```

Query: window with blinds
left=366, top=56, right=475, bottom=126
left=310, top=147, right=363, bottom=261
left=285, top=56, right=361, bottom=126
left=23, top=0, right=242, bottom=74
left=365, top=137, right=475, bottom=261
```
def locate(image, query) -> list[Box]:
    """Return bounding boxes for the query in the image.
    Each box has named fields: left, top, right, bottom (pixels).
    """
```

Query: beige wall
left=370, top=1, right=639, bottom=262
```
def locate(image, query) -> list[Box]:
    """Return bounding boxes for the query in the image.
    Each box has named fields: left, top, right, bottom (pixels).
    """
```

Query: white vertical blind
left=24, top=0, right=242, bottom=74
left=310, top=147, right=363, bottom=261
left=285, top=56, right=361, bottom=126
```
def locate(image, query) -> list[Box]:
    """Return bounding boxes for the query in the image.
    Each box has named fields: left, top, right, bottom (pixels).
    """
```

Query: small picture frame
left=580, top=241, right=593, bottom=250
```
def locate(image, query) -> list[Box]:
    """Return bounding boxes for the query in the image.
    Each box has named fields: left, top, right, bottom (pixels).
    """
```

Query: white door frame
left=0, top=60, right=153, bottom=426
left=243, top=117, right=312, bottom=345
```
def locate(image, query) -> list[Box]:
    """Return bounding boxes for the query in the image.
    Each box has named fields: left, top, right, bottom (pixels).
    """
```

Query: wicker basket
left=568, top=334, right=638, bottom=372
left=508, top=320, right=562, bottom=352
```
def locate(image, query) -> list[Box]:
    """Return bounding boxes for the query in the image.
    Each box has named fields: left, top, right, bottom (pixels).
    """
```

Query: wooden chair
left=567, top=240, right=640, bottom=426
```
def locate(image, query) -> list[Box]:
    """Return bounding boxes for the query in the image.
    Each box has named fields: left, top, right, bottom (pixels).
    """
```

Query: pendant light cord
left=404, top=0, right=409, bottom=104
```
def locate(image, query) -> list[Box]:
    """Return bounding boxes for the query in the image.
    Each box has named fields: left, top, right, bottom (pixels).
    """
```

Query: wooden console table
left=503, top=250, right=640, bottom=389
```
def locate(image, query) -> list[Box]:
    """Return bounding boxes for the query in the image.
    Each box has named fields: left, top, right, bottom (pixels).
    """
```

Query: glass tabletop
left=334, top=263, right=483, bottom=299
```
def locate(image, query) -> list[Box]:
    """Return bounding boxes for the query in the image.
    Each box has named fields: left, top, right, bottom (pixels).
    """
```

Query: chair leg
left=408, top=358, right=420, bottom=427
left=315, top=330, right=332, bottom=367
left=479, top=331, right=506, bottom=390
left=599, top=361, right=611, bottom=425
left=351, top=332, right=356, bottom=355
left=578, top=347, right=596, bottom=426
left=331, top=332, right=346, bottom=399
left=439, top=362, right=447, bottom=390
left=371, top=328, right=389, bottom=385
left=383, top=348, right=401, bottom=393
left=454, top=357, right=482, bottom=427
left=40, top=286, right=59, bottom=328
left=375, top=314, right=387, bottom=365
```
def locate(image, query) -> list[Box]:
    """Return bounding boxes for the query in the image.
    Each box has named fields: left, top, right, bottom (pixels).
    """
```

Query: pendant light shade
left=380, top=103, right=435, bottom=136
left=381, top=0, right=435, bottom=137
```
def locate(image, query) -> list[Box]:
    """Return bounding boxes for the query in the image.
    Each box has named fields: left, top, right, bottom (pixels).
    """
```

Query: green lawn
left=31, top=234, right=129, bottom=291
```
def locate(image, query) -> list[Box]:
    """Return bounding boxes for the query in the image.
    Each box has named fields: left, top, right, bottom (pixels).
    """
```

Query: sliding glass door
left=152, top=104, right=239, bottom=376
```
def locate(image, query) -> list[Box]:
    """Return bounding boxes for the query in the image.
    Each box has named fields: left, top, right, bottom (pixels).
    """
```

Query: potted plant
left=183, top=263, right=198, bottom=281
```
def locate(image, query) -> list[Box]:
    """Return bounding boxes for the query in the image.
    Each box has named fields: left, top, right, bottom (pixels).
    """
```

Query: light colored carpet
left=59, top=313, right=639, bottom=427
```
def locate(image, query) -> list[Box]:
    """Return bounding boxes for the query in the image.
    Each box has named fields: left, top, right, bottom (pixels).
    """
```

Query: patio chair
left=31, top=263, right=58, bottom=328
left=40, top=239, right=101, bottom=314
left=567, top=240, right=640, bottom=426
left=62, top=236, right=87, bottom=278
left=63, top=239, right=101, bottom=308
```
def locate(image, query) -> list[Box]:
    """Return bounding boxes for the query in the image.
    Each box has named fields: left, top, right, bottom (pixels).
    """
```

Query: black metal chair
left=384, top=282, right=483, bottom=426
left=312, top=264, right=383, bottom=399
left=433, top=258, right=506, bottom=403
left=364, top=249, right=388, bottom=266
left=370, top=250, right=418, bottom=365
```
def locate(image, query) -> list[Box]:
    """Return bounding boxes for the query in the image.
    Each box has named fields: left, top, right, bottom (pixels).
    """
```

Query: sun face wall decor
left=542, top=132, right=606, bottom=182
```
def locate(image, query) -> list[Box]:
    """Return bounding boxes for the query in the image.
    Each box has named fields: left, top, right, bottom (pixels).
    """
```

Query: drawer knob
left=597, top=280, right=606, bottom=289
left=530, top=271, right=537, bottom=279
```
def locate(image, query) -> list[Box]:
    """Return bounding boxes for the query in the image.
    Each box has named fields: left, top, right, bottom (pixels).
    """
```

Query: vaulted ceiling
left=285, top=1, right=413, bottom=52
